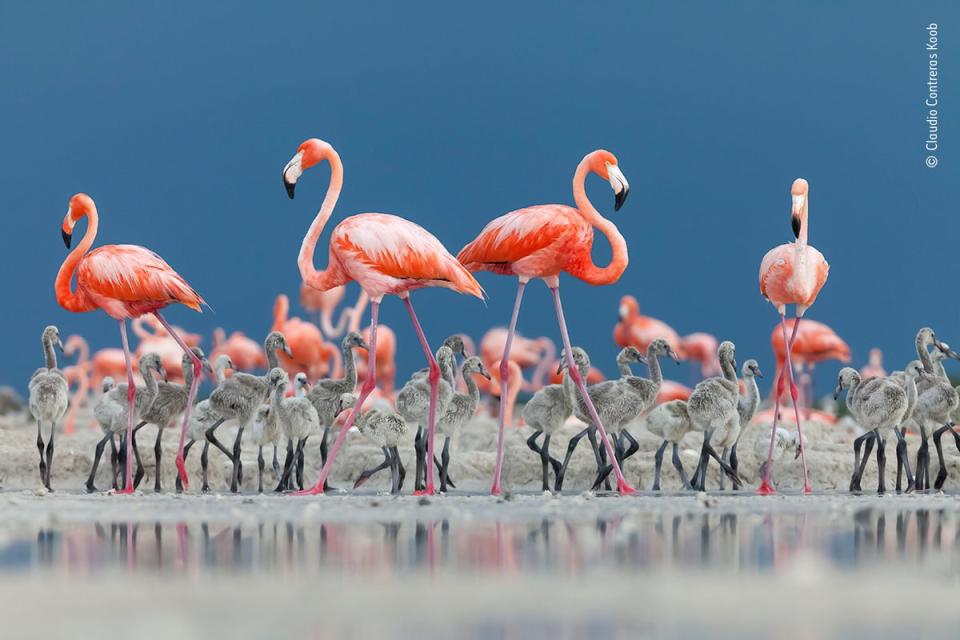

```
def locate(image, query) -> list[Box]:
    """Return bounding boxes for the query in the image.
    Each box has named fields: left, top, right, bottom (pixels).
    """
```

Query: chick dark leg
left=652, top=440, right=668, bottom=491
left=672, top=442, right=692, bottom=490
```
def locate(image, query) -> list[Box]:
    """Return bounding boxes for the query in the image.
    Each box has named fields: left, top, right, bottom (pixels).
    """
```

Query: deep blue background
left=1, top=2, right=955, bottom=394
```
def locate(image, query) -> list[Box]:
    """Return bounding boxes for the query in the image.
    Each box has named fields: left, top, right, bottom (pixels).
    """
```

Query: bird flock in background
left=23, top=139, right=960, bottom=498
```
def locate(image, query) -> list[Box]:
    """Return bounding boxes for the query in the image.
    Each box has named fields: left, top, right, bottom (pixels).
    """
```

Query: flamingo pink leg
left=491, top=281, right=526, bottom=495
left=152, top=311, right=203, bottom=491
left=550, top=285, right=636, bottom=495
left=779, top=316, right=811, bottom=493
left=294, top=302, right=380, bottom=496
left=117, top=319, right=136, bottom=494
left=759, top=313, right=805, bottom=494
left=403, top=296, right=441, bottom=496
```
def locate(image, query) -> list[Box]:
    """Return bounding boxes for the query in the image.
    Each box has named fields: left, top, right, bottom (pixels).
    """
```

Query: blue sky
left=1, top=1, right=955, bottom=394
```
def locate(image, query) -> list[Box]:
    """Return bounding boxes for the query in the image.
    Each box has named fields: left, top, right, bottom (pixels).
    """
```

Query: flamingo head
left=267, top=367, right=289, bottom=391
left=101, top=377, right=115, bottom=393
left=618, top=295, right=639, bottom=322
left=443, top=334, right=466, bottom=357
left=338, top=392, right=357, bottom=415
left=586, top=150, right=629, bottom=211
left=283, top=138, right=333, bottom=199
left=62, top=193, right=96, bottom=248
left=647, top=339, right=680, bottom=364
left=557, top=347, right=591, bottom=376
left=741, top=359, right=763, bottom=379
left=138, top=353, right=166, bottom=382
left=42, top=326, right=64, bottom=353
left=790, top=178, right=809, bottom=239
left=344, top=331, right=369, bottom=351
left=463, top=356, right=491, bottom=380
left=294, top=372, right=310, bottom=393
left=214, top=354, right=235, bottom=375
left=717, top=341, right=736, bottom=370
left=834, top=367, right=859, bottom=400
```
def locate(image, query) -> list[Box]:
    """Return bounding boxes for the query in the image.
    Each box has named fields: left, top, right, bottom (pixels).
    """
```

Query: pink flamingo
left=272, top=293, right=340, bottom=379
left=55, top=193, right=205, bottom=493
left=860, top=348, right=887, bottom=380
left=62, top=334, right=91, bottom=434
left=300, top=283, right=359, bottom=340
left=210, top=328, right=267, bottom=372
left=458, top=149, right=636, bottom=495
left=613, top=295, right=683, bottom=356
left=770, top=317, right=850, bottom=408
left=132, top=316, right=194, bottom=382
left=283, top=137, right=483, bottom=496
left=757, top=178, right=829, bottom=494
left=90, top=347, right=129, bottom=391
left=680, top=332, right=721, bottom=378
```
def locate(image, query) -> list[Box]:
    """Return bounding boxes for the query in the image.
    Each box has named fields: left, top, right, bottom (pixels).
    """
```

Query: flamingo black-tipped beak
left=669, top=350, right=680, bottom=364
left=755, top=368, right=764, bottom=379
left=480, top=366, right=492, bottom=380
left=795, top=445, right=802, bottom=459
left=357, top=338, right=369, bottom=351
left=62, top=229, right=72, bottom=249
left=791, top=214, right=802, bottom=239
left=56, top=339, right=65, bottom=353
left=556, top=361, right=566, bottom=376
left=614, top=187, right=629, bottom=212
left=159, top=366, right=169, bottom=383
left=833, top=385, right=841, bottom=401
left=284, top=178, right=296, bottom=199
left=283, top=345, right=294, bottom=358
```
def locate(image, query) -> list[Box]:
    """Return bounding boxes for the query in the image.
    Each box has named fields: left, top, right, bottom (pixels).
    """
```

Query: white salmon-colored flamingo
left=457, top=149, right=636, bottom=495
left=283, top=137, right=483, bottom=496
left=55, top=193, right=205, bottom=493
left=757, top=178, right=829, bottom=494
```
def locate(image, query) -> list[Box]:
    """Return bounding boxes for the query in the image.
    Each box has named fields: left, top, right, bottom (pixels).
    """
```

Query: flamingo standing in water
left=282, top=137, right=483, bottom=496
left=458, top=149, right=637, bottom=495
left=757, top=178, right=829, bottom=494
left=55, top=193, right=205, bottom=493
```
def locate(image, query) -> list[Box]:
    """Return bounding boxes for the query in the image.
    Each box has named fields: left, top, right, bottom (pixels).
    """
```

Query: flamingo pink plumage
left=757, top=178, right=829, bottom=494
left=210, top=327, right=267, bottom=372
left=613, top=296, right=683, bottom=356
left=458, top=149, right=636, bottom=495
left=283, top=137, right=483, bottom=496
left=55, top=193, right=205, bottom=493
left=62, top=334, right=91, bottom=434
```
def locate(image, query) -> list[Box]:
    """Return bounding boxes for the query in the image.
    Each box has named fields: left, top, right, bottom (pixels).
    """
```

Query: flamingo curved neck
left=646, top=354, right=664, bottom=387
left=273, top=296, right=289, bottom=330
left=298, top=148, right=345, bottom=292
left=55, top=207, right=99, bottom=314
left=463, top=368, right=480, bottom=406
left=341, top=340, right=358, bottom=388
left=43, top=336, right=58, bottom=370
left=570, top=160, right=628, bottom=286
left=916, top=333, right=935, bottom=373
left=720, top=356, right=737, bottom=384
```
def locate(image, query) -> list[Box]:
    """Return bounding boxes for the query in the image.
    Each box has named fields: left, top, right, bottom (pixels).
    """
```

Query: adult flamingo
left=211, top=328, right=268, bottom=371
left=457, top=149, right=636, bottom=495
left=680, top=332, right=721, bottom=378
left=90, top=347, right=128, bottom=391
left=300, top=283, right=359, bottom=340
left=614, top=296, right=683, bottom=357
left=55, top=193, right=205, bottom=493
left=282, top=137, right=483, bottom=496
left=757, top=178, right=829, bottom=494
left=272, top=294, right=339, bottom=379
left=770, top=317, right=850, bottom=408
left=860, top=348, right=887, bottom=380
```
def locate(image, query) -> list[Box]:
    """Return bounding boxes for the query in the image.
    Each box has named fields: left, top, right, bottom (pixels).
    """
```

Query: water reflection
left=4, top=507, right=960, bottom=578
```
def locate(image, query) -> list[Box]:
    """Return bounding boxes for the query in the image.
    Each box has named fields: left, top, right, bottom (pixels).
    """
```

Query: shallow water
left=2, top=492, right=960, bottom=639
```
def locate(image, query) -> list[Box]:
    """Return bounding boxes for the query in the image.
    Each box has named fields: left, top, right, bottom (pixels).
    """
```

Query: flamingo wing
left=457, top=205, right=580, bottom=272
left=78, top=244, right=204, bottom=313
left=335, top=214, right=483, bottom=298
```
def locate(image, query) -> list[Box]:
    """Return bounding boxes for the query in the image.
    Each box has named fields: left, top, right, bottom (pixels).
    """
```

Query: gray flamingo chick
left=522, top=348, right=588, bottom=491
left=910, top=329, right=960, bottom=490
left=397, top=344, right=456, bottom=492
left=644, top=400, right=694, bottom=491
left=887, top=361, right=926, bottom=490
left=721, top=359, right=763, bottom=489
left=208, top=331, right=292, bottom=493
left=179, top=354, right=235, bottom=493
left=304, top=331, right=367, bottom=487
left=28, top=326, right=69, bottom=490
left=435, top=356, right=489, bottom=492
left=687, top=341, right=742, bottom=491
left=835, top=367, right=911, bottom=493
left=131, top=347, right=210, bottom=492
left=268, top=368, right=321, bottom=491
left=352, top=398, right=412, bottom=495
left=88, top=353, right=165, bottom=492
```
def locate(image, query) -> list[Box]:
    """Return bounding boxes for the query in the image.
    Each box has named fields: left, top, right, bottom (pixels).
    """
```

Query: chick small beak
left=755, top=368, right=764, bottom=379
left=480, top=366, right=492, bottom=380
left=556, top=360, right=566, bottom=376
left=283, top=344, right=294, bottom=358
left=160, top=366, right=169, bottom=383
left=833, top=384, right=841, bottom=400
left=357, top=338, right=370, bottom=351
left=62, top=229, right=72, bottom=249
left=794, top=445, right=802, bottom=460
left=56, top=339, right=65, bottom=353
left=669, top=350, right=680, bottom=364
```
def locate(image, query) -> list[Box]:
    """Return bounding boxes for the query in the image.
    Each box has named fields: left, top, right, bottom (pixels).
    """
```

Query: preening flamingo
left=757, top=178, right=829, bottom=494
left=211, top=327, right=268, bottom=371
left=614, top=296, right=683, bottom=357
left=272, top=294, right=339, bottom=379
left=55, top=193, right=205, bottom=493
left=283, top=137, right=483, bottom=496
left=458, top=149, right=636, bottom=495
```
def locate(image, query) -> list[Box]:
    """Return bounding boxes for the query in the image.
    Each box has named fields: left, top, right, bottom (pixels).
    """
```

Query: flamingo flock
left=21, top=139, right=957, bottom=498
